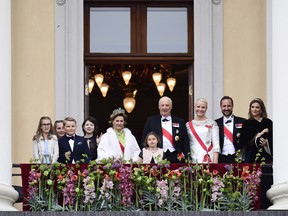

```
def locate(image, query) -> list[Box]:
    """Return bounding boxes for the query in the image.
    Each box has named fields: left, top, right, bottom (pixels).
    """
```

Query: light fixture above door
left=88, top=64, right=177, bottom=113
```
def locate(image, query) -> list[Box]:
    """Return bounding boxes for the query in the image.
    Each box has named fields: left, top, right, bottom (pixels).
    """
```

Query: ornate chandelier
left=88, top=64, right=177, bottom=113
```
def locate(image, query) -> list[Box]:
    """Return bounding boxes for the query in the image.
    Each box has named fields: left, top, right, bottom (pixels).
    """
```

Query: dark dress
left=85, top=135, right=98, bottom=160
left=240, top=118, right=273, bottom=163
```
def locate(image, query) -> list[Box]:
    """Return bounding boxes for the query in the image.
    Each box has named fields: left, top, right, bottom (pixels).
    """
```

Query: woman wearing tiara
left=97, top=108, right=141, bottom=162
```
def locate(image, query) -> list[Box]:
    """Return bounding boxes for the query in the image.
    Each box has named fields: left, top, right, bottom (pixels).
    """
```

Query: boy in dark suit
left=215, top=96, right=246, bottom=163
left=141, top=96, right=189, bottom=163
left=57, top=117, right=91, bottom=163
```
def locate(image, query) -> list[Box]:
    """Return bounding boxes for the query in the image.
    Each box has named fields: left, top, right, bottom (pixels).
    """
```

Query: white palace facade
left=0, top=0, right=287, bottom=210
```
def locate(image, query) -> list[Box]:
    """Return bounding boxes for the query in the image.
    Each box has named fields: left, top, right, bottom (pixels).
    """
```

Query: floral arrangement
left=25, top=152, right=264, bottom=211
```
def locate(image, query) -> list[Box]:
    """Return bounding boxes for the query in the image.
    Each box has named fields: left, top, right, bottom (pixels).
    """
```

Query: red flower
left=167, top=170, right=182, bottom=179
left=177, top=152, right=185, bottom=161
left=57, top=174, right=64, bottom=180
left=37, top=172, right=42, bottom=179
left=242, top=166, right=250, bottom=173
left=143, top=166, right=149, bottom=172
left=115, top=172, right=121, bottom=180
left=241, top=172, right=250, bottom=180
left=212, top=169, right=219, bottom=176
left=204, top=169, right=210, bottom=175
left=151, top=169, right=159, bottom=177
left=71, top=175, right=78, bottom=182
left=241, top=166, right=250, bottom=180
left=174, top=169, right=182, bottom=177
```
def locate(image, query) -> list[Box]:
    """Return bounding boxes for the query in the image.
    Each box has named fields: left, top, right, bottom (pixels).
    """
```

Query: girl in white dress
left=186, top=98, right=220, bottom=163
left=138, top=132, right=165, bottom=164
left=33, top=116, right=59, bottom=163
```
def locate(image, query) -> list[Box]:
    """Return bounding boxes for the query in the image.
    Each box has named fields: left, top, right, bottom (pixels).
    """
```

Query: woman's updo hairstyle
left=108, top=108, right=128, bottom=126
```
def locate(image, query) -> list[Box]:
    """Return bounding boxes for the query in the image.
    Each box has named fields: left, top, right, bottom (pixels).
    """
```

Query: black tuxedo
left=58, top=134, right=91, bottom=163
left=215, top=116, right=246, bottom=163
left=141, top=115, right=189, bottom=163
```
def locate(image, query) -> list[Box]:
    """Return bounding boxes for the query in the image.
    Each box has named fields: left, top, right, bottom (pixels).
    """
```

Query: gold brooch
left=175, top=135, right=180, bottom=141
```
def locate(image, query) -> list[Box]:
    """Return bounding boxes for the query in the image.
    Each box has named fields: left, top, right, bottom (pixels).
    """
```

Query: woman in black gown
left=240, top=98, right=273, bottom=163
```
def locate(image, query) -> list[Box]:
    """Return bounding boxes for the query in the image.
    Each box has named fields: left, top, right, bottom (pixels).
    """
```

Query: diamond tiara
left=110, top=107, right=126, bottom=119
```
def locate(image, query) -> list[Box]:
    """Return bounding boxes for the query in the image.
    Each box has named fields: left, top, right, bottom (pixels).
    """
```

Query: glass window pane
left=147, top=7, right=188, bottom=53
left=90, top=7, right=131, bottom=53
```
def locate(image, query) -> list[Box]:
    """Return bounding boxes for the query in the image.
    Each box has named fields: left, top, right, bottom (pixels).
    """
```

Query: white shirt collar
left=161, top=116, right=171, bottom=121
left=223, top=115, right=234, bottom=123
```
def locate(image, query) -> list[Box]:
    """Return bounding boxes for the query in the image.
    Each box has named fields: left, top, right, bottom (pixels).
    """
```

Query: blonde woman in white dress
left=33, top=116, right=59, bottom=163
left=186, top=98, right=220, bottom=163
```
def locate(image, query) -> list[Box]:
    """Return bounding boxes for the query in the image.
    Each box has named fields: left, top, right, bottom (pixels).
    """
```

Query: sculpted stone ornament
left=56, top=0, right=66, bottom=6
left=212, top=0, right=221, bottom=5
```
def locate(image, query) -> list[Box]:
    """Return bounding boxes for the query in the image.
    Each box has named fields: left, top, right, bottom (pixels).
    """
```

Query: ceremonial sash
left=162, top=128, right=175, bottom=148
left=119, top=141, right=125, bottom=155
left=188, top=121, right=212, bottom=163
left=224, top=126, right=233, bottom=143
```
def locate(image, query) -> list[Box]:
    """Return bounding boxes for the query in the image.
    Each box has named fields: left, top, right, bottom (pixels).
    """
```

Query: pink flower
left=119, top=166, right=134, bottom=206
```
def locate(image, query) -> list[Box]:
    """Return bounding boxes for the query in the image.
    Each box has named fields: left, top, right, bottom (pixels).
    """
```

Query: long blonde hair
left=32, top=116, right=54, bottom=141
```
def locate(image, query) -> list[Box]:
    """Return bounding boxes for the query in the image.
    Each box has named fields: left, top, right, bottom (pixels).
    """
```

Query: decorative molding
left=212, top=0, right=221, bottom=5
left=0, top=184, right=18, bottom=211
left=267, top=181, right=288, bottom=210
left=56, top=0, right=66, bottom=6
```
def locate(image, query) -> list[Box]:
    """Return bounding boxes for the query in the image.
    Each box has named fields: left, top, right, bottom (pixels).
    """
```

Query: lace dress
left=186, top=119, right=220, bottom=163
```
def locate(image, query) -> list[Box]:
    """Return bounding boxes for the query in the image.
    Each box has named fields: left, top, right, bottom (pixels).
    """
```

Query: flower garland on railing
left=25, top=150, right=264, bottom=211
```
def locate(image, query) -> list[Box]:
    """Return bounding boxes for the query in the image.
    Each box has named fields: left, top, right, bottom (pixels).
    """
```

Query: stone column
left=193, top=0, right=223, bottom=119
left=266, top=0, right=288, bottom=210
left=55, top=0, right=84, bottom=134
left=0, top=0, right=19, bottom=211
